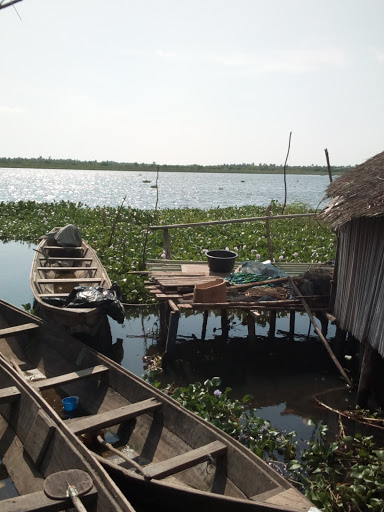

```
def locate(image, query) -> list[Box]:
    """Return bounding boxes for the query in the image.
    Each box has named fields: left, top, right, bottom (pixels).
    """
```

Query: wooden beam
left=36, top=267, right=97, bottom=272
left=143, top=441, right=227, bottom=480
left=150, top=213, right=316, bottom=230
left=289, top=278, right=353, bottom=387
left=0, top=488, right=98, bottom=512
left=31, top=365, right=109, bottom=390
left=37, top=278, right=101, bottom=284
left=0, top=386, right=20, bottom=404
left=0, top=323, right=39, bottom=337
left=67, top=398, right=162, bottom=434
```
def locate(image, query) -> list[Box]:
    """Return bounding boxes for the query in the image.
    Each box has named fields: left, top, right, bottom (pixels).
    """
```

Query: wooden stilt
left=247, top=314, right=256, bottom=343
left=268, top=310, right=276, bottom=339
left=357, top=341, right=375, bottom=408
left=164, top=310, right=180, bottom=360
left=221, top=309, right=229, bottom=342
left=201, top=310, right=208, bottom=341
left=289, top=311, right=295, bottom=341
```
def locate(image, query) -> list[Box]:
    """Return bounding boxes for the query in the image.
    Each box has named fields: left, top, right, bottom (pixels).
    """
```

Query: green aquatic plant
left=289, top=425, right=384, bottom=511
left=0, top=200, right=336, bottom=302
left=163, top=377, right=297, bottom=461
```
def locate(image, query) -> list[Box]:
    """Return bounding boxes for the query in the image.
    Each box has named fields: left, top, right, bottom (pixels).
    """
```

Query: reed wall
left=334, top=217, right=384, bottom=357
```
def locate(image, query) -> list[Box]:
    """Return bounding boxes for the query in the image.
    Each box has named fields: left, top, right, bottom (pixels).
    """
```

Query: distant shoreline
left=0, top=157, right=350, bottom=175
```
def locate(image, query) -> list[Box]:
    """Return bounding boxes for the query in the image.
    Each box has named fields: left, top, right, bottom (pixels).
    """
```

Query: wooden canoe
left=30, top=233, right=113, bottom=338
left=0, top=299, right=318, bottom=512
left=0, top=346, right=134, bottom=511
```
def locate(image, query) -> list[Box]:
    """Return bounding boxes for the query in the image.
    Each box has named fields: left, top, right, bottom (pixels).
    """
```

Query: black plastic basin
left=206, top=250, right=238, bottom=273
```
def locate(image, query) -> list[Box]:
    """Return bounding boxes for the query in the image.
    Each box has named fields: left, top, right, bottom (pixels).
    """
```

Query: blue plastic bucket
left=62, top=396, right=79, bottom=411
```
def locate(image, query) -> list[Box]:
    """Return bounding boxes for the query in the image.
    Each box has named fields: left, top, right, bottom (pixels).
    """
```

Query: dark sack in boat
left=42, top=224, right=82, bottom=247
left=42, top=284, right=125, bottom=323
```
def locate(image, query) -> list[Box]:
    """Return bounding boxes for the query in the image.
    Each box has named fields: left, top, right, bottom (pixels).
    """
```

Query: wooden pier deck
left=145, top=259, right=333, bottom=361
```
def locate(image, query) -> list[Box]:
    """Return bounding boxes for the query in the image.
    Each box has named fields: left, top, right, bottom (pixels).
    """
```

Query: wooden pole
left=289, top=311, right=295, bottom=341
left=265, top=204, right=274, bottom=262
left=268, top=310, right=276, bottom=339
left=163, top=228, right=171, bottom=259
left=164, top=310, right=180, bottom=360
left=289, top=278, right=353, bottom=387
left=150, top=212, right=316, bottom=231
left=324, top=148, right=333, bottom=183
left=201, top=310, right=208, bottom=341
left=247, top=314, right=256, bottom=342
left=221, top=309, right=229, bottom=342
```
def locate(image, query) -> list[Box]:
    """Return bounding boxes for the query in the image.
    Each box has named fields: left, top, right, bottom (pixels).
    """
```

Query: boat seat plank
left=67, top=398, right=162, bottom=434
left=44, top=246, right=83, bottom=250
left=42, top=257, right=93, bottom=262
left=143, top=440, right=227, bottom=480
left=32, top=365, right=109, bottom=390
left=0, top=386, right=21, bottom=404
left=0, top=323, right=39, bottom=337
left=37, top=267, right=98, bottom=271
left=37, top=278, right=102, bottom=284
left=37, top=293, right=70, bottom=298
left=0, top=487, right=98, bottom=512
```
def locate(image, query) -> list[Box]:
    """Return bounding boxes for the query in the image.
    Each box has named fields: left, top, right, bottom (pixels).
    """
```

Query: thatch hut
left=320, top=150, right=384, bottom=408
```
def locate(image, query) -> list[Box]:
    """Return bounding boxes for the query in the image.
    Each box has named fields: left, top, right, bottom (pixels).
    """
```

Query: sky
left=1, top=0, right=383, bottom=167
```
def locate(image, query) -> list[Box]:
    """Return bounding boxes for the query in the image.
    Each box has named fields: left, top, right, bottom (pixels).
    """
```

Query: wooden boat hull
left=0, top=299, right=317, bottom=512
left=30, top=236, right=112, bottom=336
left=0, top=348, right=134, bottom=511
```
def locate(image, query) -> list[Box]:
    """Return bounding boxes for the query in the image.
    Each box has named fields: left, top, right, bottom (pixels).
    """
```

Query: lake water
left=0, top=167, right=332, bottom=210
left=0, top=240, right=343, bottom=446
left=0, top=168, right=344, bottom=446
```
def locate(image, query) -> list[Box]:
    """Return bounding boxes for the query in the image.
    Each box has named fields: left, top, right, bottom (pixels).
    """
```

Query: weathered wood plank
left=0, top=488, right=98, bottom=512
left=37, top=278, right=101, bottom=284
left=24, top=410, right=56, bottom=466
left=37, top=267, right=98, bottom=271
left=143, top=440, right=227, bottom=480
left=44, top=246, right=82, bottom=251
left=42, top=257, right=93, bottom=262
left=31, top=365, right=109, bottom=390
left=0, top=323, right=39, bottom=337
left=67, top=398, right=162, bottom=434
left=0, top=386, right=20, bottom=404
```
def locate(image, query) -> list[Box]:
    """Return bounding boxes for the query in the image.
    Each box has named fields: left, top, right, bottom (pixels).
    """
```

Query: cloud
left=0, top=106, right=24, bottom=113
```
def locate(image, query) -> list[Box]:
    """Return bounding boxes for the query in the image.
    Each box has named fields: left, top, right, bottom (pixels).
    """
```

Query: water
left=0, top=240, right=343, bottom=445
left=0, top=168, right=331, bottom=210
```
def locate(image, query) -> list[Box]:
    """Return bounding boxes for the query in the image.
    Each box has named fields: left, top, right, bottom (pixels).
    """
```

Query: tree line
left=0, top=156, right=351, bottom=174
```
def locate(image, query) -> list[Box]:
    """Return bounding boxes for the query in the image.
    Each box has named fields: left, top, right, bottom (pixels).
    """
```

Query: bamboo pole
left=150, top=212, right=316, bottom=230
left=289, top=278, right=353, bottom=387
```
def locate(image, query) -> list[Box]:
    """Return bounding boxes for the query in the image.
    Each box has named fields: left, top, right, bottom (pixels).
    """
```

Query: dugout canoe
left=0, top=299, right=317, bottom=512
left=30, top=230, right=113, bottom=338
left=0, top=343, right=134, bottom=511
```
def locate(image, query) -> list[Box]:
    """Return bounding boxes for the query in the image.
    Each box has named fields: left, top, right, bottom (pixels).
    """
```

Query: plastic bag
left=42, top=224, right=82, bottom=247
left=239, top=260, right=288, bottom=278
left=42, top=283, right=125, bottom=323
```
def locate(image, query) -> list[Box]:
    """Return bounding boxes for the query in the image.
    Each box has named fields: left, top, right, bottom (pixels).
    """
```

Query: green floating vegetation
left=0, top=199, right=336, bottom=303
left=156, top=377, right=384, bottom=512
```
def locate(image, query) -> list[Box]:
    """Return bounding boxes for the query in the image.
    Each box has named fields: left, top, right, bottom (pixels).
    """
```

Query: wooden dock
left=145, top=259, right=333, bottom=362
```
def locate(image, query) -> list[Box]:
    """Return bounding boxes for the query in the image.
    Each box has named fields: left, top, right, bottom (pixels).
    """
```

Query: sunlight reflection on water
left=1, top=168, right=331, bottom=209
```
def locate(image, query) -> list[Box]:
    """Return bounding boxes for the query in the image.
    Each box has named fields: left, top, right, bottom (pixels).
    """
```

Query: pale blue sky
left=1, top=0, right=383, bottom=166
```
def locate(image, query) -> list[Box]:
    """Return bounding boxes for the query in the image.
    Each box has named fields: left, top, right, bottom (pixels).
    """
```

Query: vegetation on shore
left=0, top=199, right=336, bottom=303
left=0, top=156, right=351, bottom=175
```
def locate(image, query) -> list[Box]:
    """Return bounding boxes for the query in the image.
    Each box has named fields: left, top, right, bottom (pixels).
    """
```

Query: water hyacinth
left=0, top=200, right=336, bottom=303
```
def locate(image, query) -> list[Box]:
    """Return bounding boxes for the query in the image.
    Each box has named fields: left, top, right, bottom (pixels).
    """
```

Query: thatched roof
left=320, top=150, right=384, bottom=230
